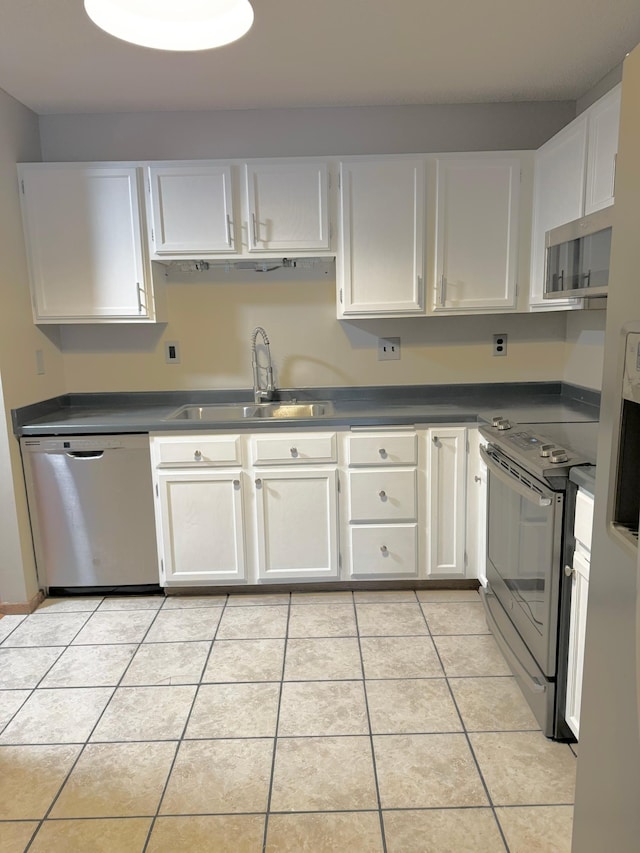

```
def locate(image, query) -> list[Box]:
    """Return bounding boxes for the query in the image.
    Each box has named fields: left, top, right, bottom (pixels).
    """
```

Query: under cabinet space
left=349, top=524, right=418, bottom=576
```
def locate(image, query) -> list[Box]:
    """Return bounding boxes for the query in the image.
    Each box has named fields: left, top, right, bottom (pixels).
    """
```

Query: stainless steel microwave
left=544, top=207, right=613, bottom=299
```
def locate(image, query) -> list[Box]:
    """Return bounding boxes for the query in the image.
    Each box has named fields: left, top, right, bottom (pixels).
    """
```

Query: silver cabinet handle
left=290, top=447, right=298, bottom=457
left=255, top=478, right=262, bottom=488
left=378, top=448, right=387, bottom=458
left=380, top=545, right=388, bottom=555
left=136, top=282, right=143, bottom=315
left=226, top=214, right=232, bottom=247
left=379, top=490, right=386, bottom=499
left=474, top=475, right=482, bottom=483
left=432, top=435, right=438, bottom=444
left=233, top=479, right=240, bottom=488
left=252, top=212, right=259, bottom=246
left=194, top=450, right=202, bottom=460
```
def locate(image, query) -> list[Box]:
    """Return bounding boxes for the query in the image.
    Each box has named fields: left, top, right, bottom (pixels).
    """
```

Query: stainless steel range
left=478, top=416, right=599, bottom=739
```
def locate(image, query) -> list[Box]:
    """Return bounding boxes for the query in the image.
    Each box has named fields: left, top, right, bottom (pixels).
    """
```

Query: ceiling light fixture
left=84, top=0, right=254, bottom=52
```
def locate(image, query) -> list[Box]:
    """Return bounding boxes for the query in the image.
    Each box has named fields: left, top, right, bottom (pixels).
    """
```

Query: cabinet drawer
left=348, top=432, right=417, bottom=466
left=574, top=489, right=594, bottom=552
left=349, top=525, right=418, bottom=576
left=154, top=435, right=242, bottom=467
left=349, top=470, right=417, bottom=522
left=251, top=433, right=336, bottom=464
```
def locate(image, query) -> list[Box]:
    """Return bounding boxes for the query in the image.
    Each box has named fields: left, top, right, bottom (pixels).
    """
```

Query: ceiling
left=2, top=0, right=640, bottom=115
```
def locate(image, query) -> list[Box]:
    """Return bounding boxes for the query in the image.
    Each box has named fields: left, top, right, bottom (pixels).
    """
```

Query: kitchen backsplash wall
left=564, top=309, right=607, bottom=390
left=59, top=274, right=569, bottom=392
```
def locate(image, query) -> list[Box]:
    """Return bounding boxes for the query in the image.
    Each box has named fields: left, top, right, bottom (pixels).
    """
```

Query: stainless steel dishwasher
left=21, top=434, right=160, bottom=592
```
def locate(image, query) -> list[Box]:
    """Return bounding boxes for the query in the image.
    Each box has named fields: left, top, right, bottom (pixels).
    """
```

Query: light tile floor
left=0, top=589, right=577, bottom=852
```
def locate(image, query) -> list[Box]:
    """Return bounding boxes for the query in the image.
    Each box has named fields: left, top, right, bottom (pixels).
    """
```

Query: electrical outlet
left=378, top=337, right=401, bottom=361
left=493, top=334, right=508, bottom=357
left=35, top=349, right=45, bottom=375
left=165, top=341, right=181, bottom=364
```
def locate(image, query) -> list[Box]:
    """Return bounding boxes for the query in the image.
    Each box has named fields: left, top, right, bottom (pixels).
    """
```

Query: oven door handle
left=480, top=446, right=553, bottom=507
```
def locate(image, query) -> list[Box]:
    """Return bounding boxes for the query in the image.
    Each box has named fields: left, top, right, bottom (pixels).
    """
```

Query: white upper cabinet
left=529, top=84, right=621, bottom=310
left=337, top=157, right=426, bottom=316
left=245, top=160, right=331, bottom=252
left=147, top=163, right=236, bottom=256
left=19, top=163, right=163, bottom=324
left=432, top=156, right=520, bottom=312
left=584, top=85, right=622, bottom=215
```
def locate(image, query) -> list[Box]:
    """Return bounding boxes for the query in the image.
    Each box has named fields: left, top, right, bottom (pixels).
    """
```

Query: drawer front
left=574, top=489, right=594, bottom=552
left=252, top=432, right=337, bottom=464
left=348, top=432, right=417, bottom=466
left=154, top=436, right=242, bottom=467
left=349, top=470, right=417, bottom=522
left=350, top=524, right=418, bottom=576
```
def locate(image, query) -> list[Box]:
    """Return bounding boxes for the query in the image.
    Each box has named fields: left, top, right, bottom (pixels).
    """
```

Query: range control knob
left=496, top=419, right=512, bottom=430
left=549, top=448, right=569, bottom=464
left=539, top=444, right=555, bottom=457
left=492, top=416, right=504, bottom=427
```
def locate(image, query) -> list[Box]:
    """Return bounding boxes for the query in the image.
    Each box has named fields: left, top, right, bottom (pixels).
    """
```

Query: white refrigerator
left=571, top=42, right=640, bottom=853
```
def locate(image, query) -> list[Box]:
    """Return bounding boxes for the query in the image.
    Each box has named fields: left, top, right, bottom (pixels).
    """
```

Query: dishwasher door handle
left=65, top=451, right=105, bottom=459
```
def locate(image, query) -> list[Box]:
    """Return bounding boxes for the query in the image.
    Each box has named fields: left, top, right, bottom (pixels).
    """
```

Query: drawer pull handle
left=378, top=490, right=387, bottom=499
left=290, top=447, right=298, bottom=457
left=194, top=450, right=202, bottom=460
left=233, top=479, right=240, bottom=488
left=380, top=545, right=388, bottom=555
left=379, top=448, right=387, bottom=458
left=474, top=475, right=482, bottom=483
left=255, top=478, right=262, bottom=488
left=432, top=436, right=438, bottom=443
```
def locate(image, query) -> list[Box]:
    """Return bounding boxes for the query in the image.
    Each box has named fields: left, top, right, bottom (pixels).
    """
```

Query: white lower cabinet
left=565, top=487, right=594, bottom=740
left=254, top=468, right=339, bottom=580
left=426, top=427, right=468, bottom=577
left=156, top=469, right=246, bottom=584
left=151, top=423, right=473, bottom=586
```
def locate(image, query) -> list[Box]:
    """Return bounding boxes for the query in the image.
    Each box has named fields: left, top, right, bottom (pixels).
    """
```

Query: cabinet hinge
left=464, top=550, right=468, bottom=568
left=338, top=172, right=341, bottom=190
left=339, top=288, right=343, bottom=304
left=520, top=169, right=523, bottom=183
left=337, top=476, right=341, bottom=493
left=151, top=228, right=155, bottom=244
left=339, top=552, right=342, bottom=569
left=20, top=178, right=24, bottom=194
left=329, top=222, right=333, bottom=241
left=155, top=483, right=159, bottom=498
left=160, top=558, right=164, bottom=575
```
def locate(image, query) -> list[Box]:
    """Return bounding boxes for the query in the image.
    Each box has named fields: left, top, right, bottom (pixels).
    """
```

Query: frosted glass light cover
left=84, top=0, right=254, bottom=51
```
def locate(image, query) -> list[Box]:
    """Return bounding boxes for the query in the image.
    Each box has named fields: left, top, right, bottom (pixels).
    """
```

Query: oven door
left=481, top=445, right=564, bottom=677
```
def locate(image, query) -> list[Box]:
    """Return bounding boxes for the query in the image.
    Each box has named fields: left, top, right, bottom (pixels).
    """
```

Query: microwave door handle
left=479, top=446, right=552, bottom=507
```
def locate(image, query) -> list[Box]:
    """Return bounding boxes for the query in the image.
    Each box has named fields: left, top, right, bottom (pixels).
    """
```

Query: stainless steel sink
left=165, top=401, right=334, bottom=421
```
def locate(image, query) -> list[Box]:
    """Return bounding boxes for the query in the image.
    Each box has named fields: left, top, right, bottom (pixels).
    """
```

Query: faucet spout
left=251, top=326, right=275, bottom=403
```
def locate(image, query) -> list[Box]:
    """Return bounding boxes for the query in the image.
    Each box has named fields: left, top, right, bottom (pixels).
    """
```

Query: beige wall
left=0, top=87, right=64, bottom=604
left=564, top=309, right=607, bottom=390
left=59, top=271, right=568, bottom=392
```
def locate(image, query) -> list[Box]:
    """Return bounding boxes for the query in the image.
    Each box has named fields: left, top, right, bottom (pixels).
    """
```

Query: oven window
left=487, top=472, right=557, bottom=638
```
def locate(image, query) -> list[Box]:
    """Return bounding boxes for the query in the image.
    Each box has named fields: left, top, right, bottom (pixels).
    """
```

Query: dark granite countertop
left=12, top=382, right=600, bottom=437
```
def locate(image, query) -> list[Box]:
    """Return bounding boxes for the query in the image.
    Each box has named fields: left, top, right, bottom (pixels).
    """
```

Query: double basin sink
left=166, top=401, right=335, bottom=422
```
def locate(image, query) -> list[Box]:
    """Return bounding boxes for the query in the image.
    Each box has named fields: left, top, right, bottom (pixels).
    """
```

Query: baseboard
left=0, top=589, right=45, bottom=615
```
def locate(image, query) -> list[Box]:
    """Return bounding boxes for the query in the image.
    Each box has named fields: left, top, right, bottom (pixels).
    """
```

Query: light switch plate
left=165, top=341, right=181, bottom=364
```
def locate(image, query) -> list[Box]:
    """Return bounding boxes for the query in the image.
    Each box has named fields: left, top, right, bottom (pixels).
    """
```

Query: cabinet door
left=156, top=469, right=246, bottom=585
left=254, top=468, right=339, bottom=580
left=466, top=429, right=487, bottom=585
left=585, top=84, right=621, bottom=215
left=338, top=157, right=425, bottom=316
left=245, top=161, right=330, bottom=252
left=19, top=164, right=153, bottom=322
left=147, top=164, right=236, bottom=255
left=529, top=117, right=587, bottom=311
left=426, top=427, right=467, bottom=577
left=565, top=549, right=590, bottom=739
left=433, top=157, right=520, bottom=311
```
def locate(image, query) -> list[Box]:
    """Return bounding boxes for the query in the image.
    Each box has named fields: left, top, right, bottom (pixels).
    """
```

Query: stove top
left=479, top=417, right=599, bottom=483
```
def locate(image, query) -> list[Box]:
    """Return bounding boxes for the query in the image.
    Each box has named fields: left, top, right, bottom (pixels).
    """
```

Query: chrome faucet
left=251, top=326, right=275, bottom=403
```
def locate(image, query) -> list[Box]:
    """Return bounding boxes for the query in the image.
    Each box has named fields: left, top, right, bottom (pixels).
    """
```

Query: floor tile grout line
left=23, top=595, right=176, bottom=852
left=261, top=591, right=293, bottom=853
left=351, top=593, right=388, bottom=853
left=419, top=604, right=512, bottom=853
left=141, top=593, right=231, bottom=853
